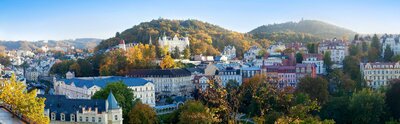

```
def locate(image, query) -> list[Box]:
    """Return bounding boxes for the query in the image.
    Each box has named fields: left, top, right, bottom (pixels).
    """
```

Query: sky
left=0, top=0, right=399, bottom=41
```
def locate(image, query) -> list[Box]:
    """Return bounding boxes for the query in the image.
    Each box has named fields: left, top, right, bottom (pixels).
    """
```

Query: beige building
left=360, top=62, right=400, bottom=88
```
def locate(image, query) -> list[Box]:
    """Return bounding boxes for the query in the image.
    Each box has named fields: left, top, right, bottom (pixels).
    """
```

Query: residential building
left=241, top=66, right=262, bottom=79
left=244, top=45, right=261, bottom=62
left=268, top=43, right=286, bottom=56
left=222, top=45, right=236, bottom=60
left=215, top=67, right=242, bottom=87
left=192, top=75, right=214, bottom=91
left=360, top=62, right=400, bottom=89
left=318, top=39, right=348, bottom=67
left=302, top=53, right=325, bottom=75
left=381, top=34, right=400, bottom=56
left=263, top=63, right=316, bottom=88
left=39, top=92, right=123, bottom=124
left=128, top=69, right=193, bottom=98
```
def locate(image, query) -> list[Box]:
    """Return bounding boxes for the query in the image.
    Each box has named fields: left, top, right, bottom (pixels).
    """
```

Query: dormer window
left=61, top=113, right=65, bottom=121
left=51, top=112, right=56, bottom=120
left=71, top=114, right=75, bottom=122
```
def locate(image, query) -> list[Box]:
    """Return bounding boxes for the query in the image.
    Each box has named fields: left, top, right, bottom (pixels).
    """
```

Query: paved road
left=0, top=108, right=24, bottom=124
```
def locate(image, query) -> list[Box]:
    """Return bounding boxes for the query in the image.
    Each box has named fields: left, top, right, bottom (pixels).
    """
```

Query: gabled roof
left=107, top=92, right=120, bottom=110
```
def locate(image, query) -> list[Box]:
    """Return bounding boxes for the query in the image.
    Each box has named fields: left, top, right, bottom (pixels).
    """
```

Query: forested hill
left=96, top=19, right=261, bottom=56
left=249, top=20, right=356, bottom=42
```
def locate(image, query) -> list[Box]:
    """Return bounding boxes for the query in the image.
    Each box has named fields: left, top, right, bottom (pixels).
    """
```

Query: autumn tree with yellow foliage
left=0, top=74, right=49, bottom=124
left=160, top=54, right=175, bottom=69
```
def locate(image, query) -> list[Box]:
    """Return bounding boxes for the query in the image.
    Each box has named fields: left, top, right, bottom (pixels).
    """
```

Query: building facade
left=216, top=67, right=242, bottom=87
left=128, top=69, right=193, bottom=98
left=381, top=34, right=400, bottom=56
left=360, top=62, right=400, bottom=89
left=53, top=76, right=155, bottom=107
left=302, top=53, right=325, bottom=75
left=222, top=45, right=236, bottom=60
left=39, top=92, right=123, bottom=124
left=318, top=39, right=348, bottom=66
left=158, top=35, right=190, bottom=52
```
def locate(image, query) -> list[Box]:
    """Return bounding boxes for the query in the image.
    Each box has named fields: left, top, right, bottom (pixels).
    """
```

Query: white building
left=268, top=44, right=286, bottom=56
left=244, top=45, right=261, bottom=62
left=158, top=34, right=190, bottom=52
left=222, top=45, right=236, bottom=60
left=318, top=39, right=348, bottom=66
left=360, top=62, right=400, bottom=89
left=128, top=69, right=193, bottom=98
left=381, top=34, right=400, bottom=56
left=302, top=53, right=325, bottom=75
left=216, top=67, right=242, bottom=87
left=53, top=76, right=156, bottom=107
left=39, top=92, right=123, bottom=124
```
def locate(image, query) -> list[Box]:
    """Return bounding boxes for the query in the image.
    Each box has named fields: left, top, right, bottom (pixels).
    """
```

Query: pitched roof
left=128, top=69, right=191, bottom=77
left=38, top=94, right=106, bottom=121
left=107, top=92, right=120, bottom=110
left=60, top=76, right=150, bottom=88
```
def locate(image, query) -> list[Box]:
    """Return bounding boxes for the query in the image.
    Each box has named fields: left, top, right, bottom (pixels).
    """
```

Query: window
left=99, top=117, right=102, bottom=122
left=51, top=113, right=56, bottom=120
left=92, top=117, right=95, bottom=122
left=71, top=114, right=75, bottom=122
left=79, top=116, right=82, bottom=122
left=86, top=117, right=89, bottom=122
left=115, top=115, right=118, bottom=120
left=61, top=113, right=65, bottom=121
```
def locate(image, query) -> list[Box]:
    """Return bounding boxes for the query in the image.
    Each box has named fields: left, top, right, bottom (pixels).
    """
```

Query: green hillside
left=249, top=20, right=356, bottom=42
left=96, top=19, right=259, bottom=57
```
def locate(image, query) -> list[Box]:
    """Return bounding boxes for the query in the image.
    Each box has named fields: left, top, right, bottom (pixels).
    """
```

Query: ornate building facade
left=158, top=35, right=190, bottom=52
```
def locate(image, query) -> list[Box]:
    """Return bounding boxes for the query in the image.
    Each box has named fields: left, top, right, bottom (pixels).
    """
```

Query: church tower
left=118, top=39, right=126, bottom=51
left=107, top=92, right=123, bottom=124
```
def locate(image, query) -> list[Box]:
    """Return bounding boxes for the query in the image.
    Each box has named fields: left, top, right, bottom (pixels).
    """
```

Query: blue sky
left=1, top=0, right=399, bottom=41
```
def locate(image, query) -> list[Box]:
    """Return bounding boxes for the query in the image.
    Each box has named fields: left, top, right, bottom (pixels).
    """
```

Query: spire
left=149, top=35, right=152, bottom=45
left=107, top=91, right=120, bottom=110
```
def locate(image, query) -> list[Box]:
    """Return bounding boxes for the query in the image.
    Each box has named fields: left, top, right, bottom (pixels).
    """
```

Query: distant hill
left=249, top=20, right=356, bottom=42
left=96, top=19, right=258, bottom=56
left=0, top=38, right=102, bottom=51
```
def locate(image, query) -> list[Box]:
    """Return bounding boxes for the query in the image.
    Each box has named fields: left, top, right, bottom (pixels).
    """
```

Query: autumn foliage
left=0, top=75, right=49, bottom=124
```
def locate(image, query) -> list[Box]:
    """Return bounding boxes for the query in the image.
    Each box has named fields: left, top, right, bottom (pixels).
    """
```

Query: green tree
left=391, top=54, right=400, bottom=62
left=386, top=79, right=400, bottom=119
left=128, top=102, right=157, bottom=124
left=343, top=56, right=363, bottom=89
left=384, top=45, right=394, bottom=62
left=323, top=51, right=333, bottom=73
left=354, top=34, right=359, bottom=41
left=327, top=69, right=356, bottom=96
left=92, top=82, right=134, bottom=123
left=307, top=43, right=316, bottom=53
left=296, top=76, right=329, bottom=104
left=0, top=53, right=11, bottom=67
left=295, top=52, right=303, bottom=63
left=348, top=89, right=386, bottom=124
left=362, top=41, right=368, bottom=52
left=50, top=60, right=75, bottom=77
left=172, top=46, right=181, bottom=59
left=183, top=46, right=191, bottom=59
left=178, top=100, right=219, bottom=124
left=369, top=34, right=381, bottom=61
left=320, top=96, right=351, bottom=124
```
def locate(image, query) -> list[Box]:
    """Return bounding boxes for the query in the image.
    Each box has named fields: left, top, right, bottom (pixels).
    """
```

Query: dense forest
left=249, top=20, right=356, bottom=42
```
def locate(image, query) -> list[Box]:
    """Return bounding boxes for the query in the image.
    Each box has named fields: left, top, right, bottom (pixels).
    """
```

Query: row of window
left=50, top=113, right=103, bottom=122
left=365, top=70, right=400, bottom=75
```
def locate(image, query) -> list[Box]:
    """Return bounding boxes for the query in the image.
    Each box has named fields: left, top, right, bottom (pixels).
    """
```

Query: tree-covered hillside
left=96, top=19, right=260, bottom=57
left=249, top=20, right=356, bottom=42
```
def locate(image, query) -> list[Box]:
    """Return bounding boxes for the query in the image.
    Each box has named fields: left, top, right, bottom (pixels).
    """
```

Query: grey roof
left=186, top=67, right=205, bottom=74
left=38, top=94, right=106, bottom=122
left=60, top=76, right=151, bottom=88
